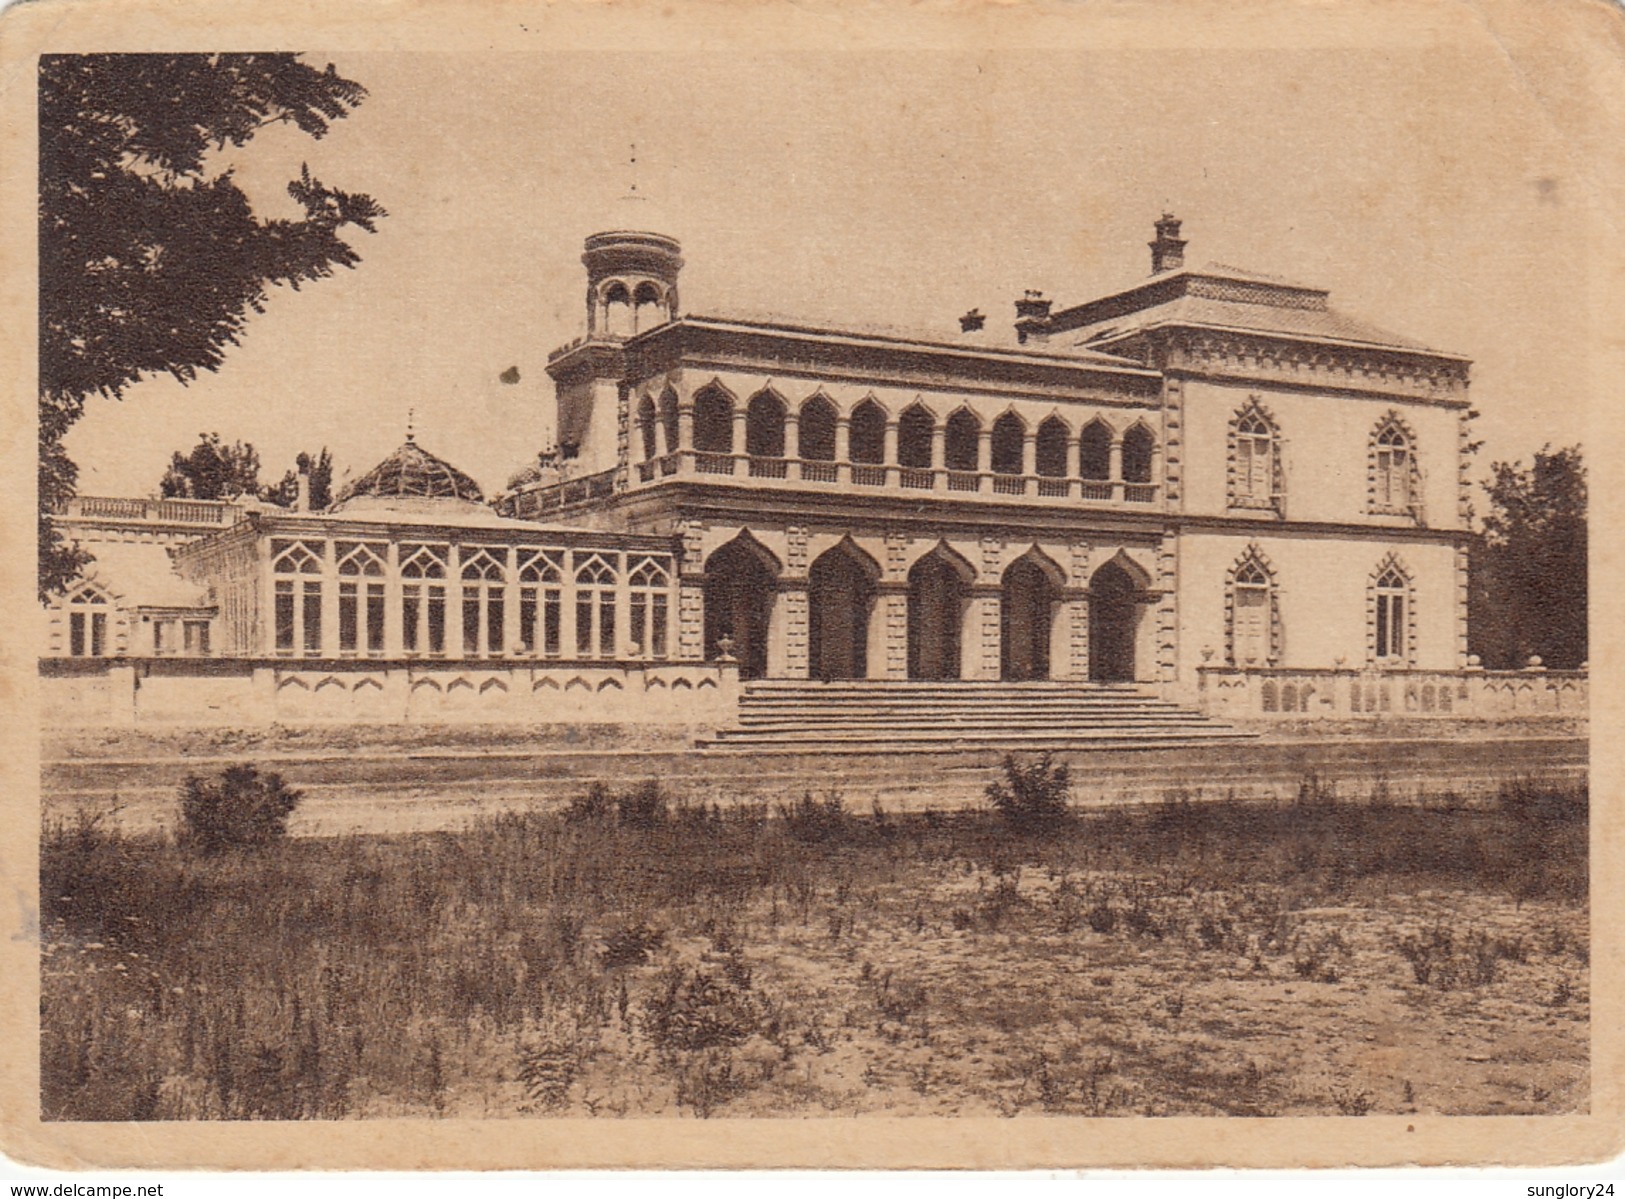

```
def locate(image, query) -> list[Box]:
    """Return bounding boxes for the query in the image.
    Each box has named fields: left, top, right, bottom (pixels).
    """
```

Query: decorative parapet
left=1195, top=665, right=1587, bottom=721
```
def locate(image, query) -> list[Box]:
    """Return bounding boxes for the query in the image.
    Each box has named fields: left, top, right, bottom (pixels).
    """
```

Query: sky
left=62, top=46, right=1596, bottom=500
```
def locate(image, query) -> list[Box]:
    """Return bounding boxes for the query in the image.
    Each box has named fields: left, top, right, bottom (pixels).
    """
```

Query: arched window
left=659, top=387, right=680, bottom=458
left=517, top=549, right=564, bottom=657
left=633, top=280, right=666, bottom=333
left=1121, top=424, right=1155, bottom=484
left=945, top=409, right=980, bottom=472
left=575, top=553, right=618, bottom=658
left=627, top=556, right=671, bottom=659
left=991, top=412, right=1025, bottom=475
left=336, top=542, right=387, bottom=656
left=1079, top=420, right=1112, bottom=481
left=461, top=548, right=507, bottom=656
left=1227, top=547, right=1278, bottom=667
left=399, top=543, right=448, bottom=656
left=849, top=399, right=886, bottom=464
left=1230, top=401, right=1280, bottom=510
left=693, top=385, right=734, bottom=454
left=1370, top=415, right=1419, bottom=516
left=63, top=583, right=110, bottom=657
left=1370, top=557, right=1413, bottom=665
left=272, top=539, right=325, bottom=655
left=898, top=404, right=934, bottom=469
left=746, top=390, right=786, bottom=458
left=799, top=394, right=837, bottom=461
left=1036, top=416, right=1069, bottom=478
left=602, top=280, right=633, bottom=338
left=637, top=395, right=659, bottom=461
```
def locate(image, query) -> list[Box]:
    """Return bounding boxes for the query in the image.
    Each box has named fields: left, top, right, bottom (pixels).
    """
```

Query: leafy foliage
left=178, top=763, right=302, bottom=853
left=985, top=752, right=1073, bottom=832
left=38, top=54, right=381, bottom=595
left=1470, top=446, right=1586, bottom=670
left=159, top=434, right=335, bottom=507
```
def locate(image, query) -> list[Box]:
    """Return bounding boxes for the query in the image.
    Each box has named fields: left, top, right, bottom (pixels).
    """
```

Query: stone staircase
left=697, top=679, right=1257, bottom=753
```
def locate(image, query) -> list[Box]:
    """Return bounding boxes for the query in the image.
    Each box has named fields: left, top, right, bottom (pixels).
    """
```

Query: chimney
left=1014, top=289, right=1052, bottom=321
left=1150, top=213, right=1187, bottom=274
left=295, top=460, right=310, bottom=512
left=959, top=308, right=986, bottom=334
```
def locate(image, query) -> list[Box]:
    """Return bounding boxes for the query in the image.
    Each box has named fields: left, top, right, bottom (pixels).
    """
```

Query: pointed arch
left=1225, top=543, right=1281, bottom=667
left=798, top=392, right=838, bottom=461
left=1092, top=547, right=1154, bottom=591
left=1121, top=421, right=1156, bottom=484
left=658, top=386, right=680, bottom=457
left=1228, top=397, right=1283, bottom=512
left=907, top=542, right=975, bottom=679
left=945, top=407, right=981, bottom=472
left=991, top=410, right=1026, bottom=475
left=1079, top=418, right=1113, bottom=481
left=746, top=387, right=787, bottom=458
left=1035, top=415, right=1070, bottom=478
left=1001, top=546, right=1066, bottom=681
left=849, top=397, right=887, bottom=464
left=703, top=531, right=781, bottom=679
left=1368, top=552, right=1416, bottom=666
left=692, top=382, right=736, bottom=454
left=1368, top=410, right=1423, bottom=519
left=808, top=536, right=883, bottom=681
left=897, top=401, right=936, bottom=469
left=1087, top=553, right=1147, bottom=682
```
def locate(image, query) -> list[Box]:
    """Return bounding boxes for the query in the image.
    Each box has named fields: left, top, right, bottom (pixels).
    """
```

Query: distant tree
left=39, top=53, right=383, bottom=597
left=159, top=432, right=264, bottom=500
left=264, top=448, right=336, bottom=510
left=1469, top=445, right=1587, bottom=670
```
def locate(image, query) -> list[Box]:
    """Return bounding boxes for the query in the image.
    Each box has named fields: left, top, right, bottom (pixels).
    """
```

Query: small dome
left=335, top=437, right=485, bottom=507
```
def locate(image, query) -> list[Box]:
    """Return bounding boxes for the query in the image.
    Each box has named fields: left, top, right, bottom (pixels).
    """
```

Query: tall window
left=659, top=387, right=681, bottom=457
left=517, top=549, right=564, bottom=657
left=637, top=395, right=659, bottom=460
left=1121, top=424, right=1155, bottom=484
left=991, top=412, right=1024, bottom=475
left=1079, top=420, right=1112, bottom=480
left=337, top=543, right=387, bottom=656
left=849, top=399, right=886, bottom=464
left=1228, top=556, right=1275, bottom=667
left=400, top=544, right=448, bottom=656
left=746, top=390, right=786, bottom=458
left=1036, top=417, right=1069, bottom=478
left=1371, top=416, right=1416, bottom=515
left=575, top=554, right=618, bottom=658
left=945, top=409, right=980, bottom=471
left=64, top=585, right=109, bottom=657
left=693, top=385, right=734, bottom=454
left=272, top=540, right=324, bottom=655
left=799, top=395, right=837, bottom=461
left=461, top=548, right=507, bottom=656
left=628, top=556, right=671, bottom=659
left=897, top=404, right=934, bottom=469
left=1231, top=402, right=1279, bottom=509
left=1372, top=562, right=1410, bottom=664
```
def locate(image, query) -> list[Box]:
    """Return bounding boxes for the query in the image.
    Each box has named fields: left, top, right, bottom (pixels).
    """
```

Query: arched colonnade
left=695, top=528, right=1161, bottom=683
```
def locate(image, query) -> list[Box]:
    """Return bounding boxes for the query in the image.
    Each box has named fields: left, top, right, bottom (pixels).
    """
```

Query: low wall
left=39, top=658, right=740, bottom=729
left=1194, top=666, right=1587, bottom=721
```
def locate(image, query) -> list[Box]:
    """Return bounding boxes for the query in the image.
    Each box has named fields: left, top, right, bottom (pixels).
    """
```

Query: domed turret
left=332, top=435, right=485, bottom=512
left=582, top=231, right=683, bottom=339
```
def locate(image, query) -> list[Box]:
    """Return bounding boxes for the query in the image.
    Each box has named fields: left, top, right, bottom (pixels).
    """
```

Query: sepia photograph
left=6, top=0, right=1621, bottom=1173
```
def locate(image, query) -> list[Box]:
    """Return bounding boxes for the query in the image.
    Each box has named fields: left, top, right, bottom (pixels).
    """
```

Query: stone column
left=1109, top=439, right=1124, bottom=502
left=503, top=547, right=521, bottom=656
left=1061, top=587, right=1090, bottom=680
left=883, top=419, right=899, bottom=486
left=732, top=406, right=749, bottom=477
left=977, top=428, right=993, bottom=494
left=931, top=423, right=946, bottom=490
left=1021, top=432, right=1037, bottom=495
left=785, top=409, right=802, bottom=481
left=319, top=538, right=339, bottom=658
left=384, top=542, right=404, bottom=656
left=836, top=416, right=852, bottom=486
left=971, top=585, right=1002, bottom=680
left=677, top=402, right=695, bottom=473
left=677, top=580, right=706, bottom=661
left=561, top=549, right=580, bottom=659
left=446, top=543, right=465, bottom=659
left=614, top=549, right=632, bottom=659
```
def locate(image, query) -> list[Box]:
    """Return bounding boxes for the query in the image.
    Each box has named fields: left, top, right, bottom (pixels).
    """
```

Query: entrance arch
left=808, top=539, right=880, bottom=680
left=907, top=544, right=973, bottom=680
left=1001, top=551, right=1062, bottom=680
left=1089, top=557, right=1144, bottom=682
left=703, top=534, right=779, bottom=679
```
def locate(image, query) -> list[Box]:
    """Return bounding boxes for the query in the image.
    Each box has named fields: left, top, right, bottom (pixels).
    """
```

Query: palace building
left=49, top=217, right=1560, bottom=731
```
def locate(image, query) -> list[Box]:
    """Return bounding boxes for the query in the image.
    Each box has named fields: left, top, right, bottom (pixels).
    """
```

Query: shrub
left=177, top=764, right=301, bottom=853
left=778, top=791, right=850, bottom=843
left=985, top=752, right=1072, bottom=832
left=564, top=781, right=613, bottom=824
left=615, top=780, right=668, bottom=829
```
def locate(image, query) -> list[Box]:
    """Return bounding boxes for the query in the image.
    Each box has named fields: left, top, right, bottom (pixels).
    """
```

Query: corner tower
left=582, top=231, right=683, bottom=338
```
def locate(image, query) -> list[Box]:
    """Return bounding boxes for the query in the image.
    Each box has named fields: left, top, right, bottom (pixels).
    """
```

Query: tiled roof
left=335, top=438, right=486, bottom=506
left=1066, top=293, right=1441, bottom=355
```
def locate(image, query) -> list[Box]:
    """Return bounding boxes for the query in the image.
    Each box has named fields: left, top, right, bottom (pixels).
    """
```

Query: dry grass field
left=40, top=769, right=1587, bottom=1120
